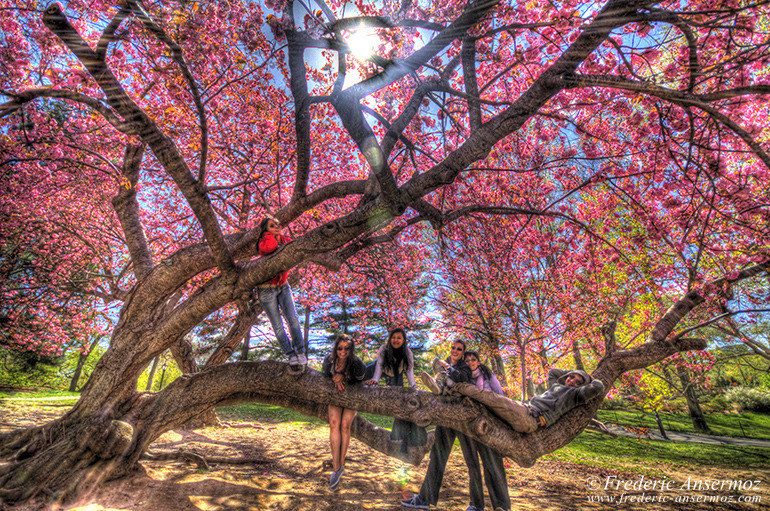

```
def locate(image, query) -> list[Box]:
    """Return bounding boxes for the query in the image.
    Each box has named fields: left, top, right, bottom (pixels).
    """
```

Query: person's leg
left=339, top=408, right=357, bottom=467
left=328, top=405, right=343, bottom=471
left=459, top=434, right=485, bottom=510
left=276, top=284, right=304, bottom=355
left=258, top=287, right=293, bottom=357
left=454, top=383, right=538, bottom=433
left=477, top=443, right=511, bottom=511
left=418, top=426, right=457, bottom=506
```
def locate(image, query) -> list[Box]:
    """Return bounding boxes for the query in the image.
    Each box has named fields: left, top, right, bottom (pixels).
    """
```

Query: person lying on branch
left=423, top=368, right=604, bottom=433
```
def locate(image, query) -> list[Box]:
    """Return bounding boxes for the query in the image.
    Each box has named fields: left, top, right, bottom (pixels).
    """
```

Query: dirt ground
left=1, top=402, right=768, bottom=511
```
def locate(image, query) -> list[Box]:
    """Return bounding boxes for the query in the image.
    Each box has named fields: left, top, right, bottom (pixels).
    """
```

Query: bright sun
left=345, top=27, right=381, bottom=61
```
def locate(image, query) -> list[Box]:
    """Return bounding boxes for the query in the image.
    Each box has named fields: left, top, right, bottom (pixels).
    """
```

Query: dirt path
left=1, top=402, right=768, bottom=511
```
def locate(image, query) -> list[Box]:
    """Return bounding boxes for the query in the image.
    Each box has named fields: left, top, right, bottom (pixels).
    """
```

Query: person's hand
left=440, top=360, right=449, bottom=369
left=366, top=379, right=377, bottom=385
left=336, top=381, right=345, bottom=391
left=332, top=373, right=343, bottom=384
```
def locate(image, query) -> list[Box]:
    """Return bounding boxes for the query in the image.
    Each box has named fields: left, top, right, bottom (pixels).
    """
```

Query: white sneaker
left=329, top=467, right=344, bottom=490
left=296, top=352, right=308, bottom=365
left=288, top=354, right=299, bottom=367
left=421, top=372, right=441, bottom=395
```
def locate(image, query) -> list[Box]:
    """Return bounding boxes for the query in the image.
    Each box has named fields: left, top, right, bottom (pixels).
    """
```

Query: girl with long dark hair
left=461, top=350, right=511, bottom=511
left=322, top=334, right=365, bottom=490
left=366, top=328, right=426, bottom=452
left=256, top=217, right=305, bottom=367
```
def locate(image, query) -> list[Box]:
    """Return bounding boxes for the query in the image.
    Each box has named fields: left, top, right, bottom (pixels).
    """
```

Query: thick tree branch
left=287, top=31, right=312, bottom=202
left=111, top=144, right=154, bottom=280
left=127, top=0, right=209, bottom=183
left=559, top=74, right=770, bottom=169
left=42, top=4, right=235, bottom=273
left=204, top=301, right=262, bottom=368
left=0, top=88, right=136, bottom=135
left=402, top=0, right=653, bottom=203
left=462, top=36, right=482, bottom=131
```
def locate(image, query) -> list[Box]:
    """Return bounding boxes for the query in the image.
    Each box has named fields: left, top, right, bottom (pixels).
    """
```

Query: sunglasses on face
left=450, top=346, right=464, bottom=352
left=337, top=345, right=351, bottom=351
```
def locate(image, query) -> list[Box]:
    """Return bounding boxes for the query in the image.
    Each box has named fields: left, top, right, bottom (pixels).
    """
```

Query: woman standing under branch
left=322, top=334, right=366, bottom=491
left=366, top=328, right=427, bottom=452
left=462, top=350, right=511, bottom=511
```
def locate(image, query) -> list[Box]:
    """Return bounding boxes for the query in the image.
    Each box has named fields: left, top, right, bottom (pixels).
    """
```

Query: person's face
left=336, top=341, right=352, bottom=359
left=465, top=355, right=479, bottom=371
left=267, top=220, right=282, bottom=235
left=390, top=332, right=405, bottom=349
left=449, top=342, right=465, bottom=363
left=565, top=373, right=585, bottom=387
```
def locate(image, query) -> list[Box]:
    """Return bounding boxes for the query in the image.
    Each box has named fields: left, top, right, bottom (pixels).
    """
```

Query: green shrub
left=724, top=386, right=770, bottom=413
left=704, top=394, right=730, bottom=413
left=601, top=396, right=626, bottom=410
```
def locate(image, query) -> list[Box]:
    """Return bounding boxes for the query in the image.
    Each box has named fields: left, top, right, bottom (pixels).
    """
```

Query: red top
left=258, top=232, right=291, bottom=286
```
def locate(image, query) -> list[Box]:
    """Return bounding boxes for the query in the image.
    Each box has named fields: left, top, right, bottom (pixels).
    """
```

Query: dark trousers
left=418, top=426, right=475, bottom=506
left=365, top=362, right=426, bottom=450
left=465, top=437, right=511, bottom=510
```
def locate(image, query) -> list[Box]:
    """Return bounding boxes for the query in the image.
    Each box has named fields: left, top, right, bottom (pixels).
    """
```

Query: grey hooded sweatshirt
left=527, top=368, right=605, bottom=426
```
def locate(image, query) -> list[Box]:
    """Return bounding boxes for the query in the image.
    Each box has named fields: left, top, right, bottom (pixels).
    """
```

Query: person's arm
left=258, top=232, right=279, bottom=255
left=368, top=345, right=385, bottom=383
left=488, top=373, right=504, bottom=395
left=405, top=348, right=417, bottom=387
left=547, top=368, right=569, bottom=388
left=577, top=378, right=605, bottom=402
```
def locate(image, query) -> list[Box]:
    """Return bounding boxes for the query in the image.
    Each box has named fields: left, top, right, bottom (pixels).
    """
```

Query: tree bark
left=676, top=365, right=711, bottom=433
left=68, top=337, right=100, bottom=392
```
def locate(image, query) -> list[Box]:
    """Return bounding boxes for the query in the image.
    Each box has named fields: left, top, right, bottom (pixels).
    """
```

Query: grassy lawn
left=0, top=389, right=80, bottom=402
left=597, top=409, right=770, bottom=440
left=547, top=430, right=770, bottom=472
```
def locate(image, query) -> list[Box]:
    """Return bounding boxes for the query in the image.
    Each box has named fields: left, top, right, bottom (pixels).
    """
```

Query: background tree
left=1, top=0, right=769, bottom=504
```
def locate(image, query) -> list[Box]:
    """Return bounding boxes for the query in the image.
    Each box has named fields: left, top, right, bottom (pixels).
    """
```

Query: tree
left=1, top=0, right=769, bottom=504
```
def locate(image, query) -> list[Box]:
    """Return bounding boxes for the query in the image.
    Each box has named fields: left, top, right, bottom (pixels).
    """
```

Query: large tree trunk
left=676, top=364, right=711, bottom=433
left=68, top=337, right=101, bottom=392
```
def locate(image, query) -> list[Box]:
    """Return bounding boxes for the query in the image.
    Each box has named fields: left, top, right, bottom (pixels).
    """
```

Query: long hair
left=257, top=217, right=272, bottom=244
left=331, top=334, right=355, bottom=379
left=383, top=327, right=411, bottom=374
left=464, top=350, right=493, bottom=380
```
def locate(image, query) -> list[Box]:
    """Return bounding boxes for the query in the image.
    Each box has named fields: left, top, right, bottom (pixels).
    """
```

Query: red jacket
left=258, top=232, right=291, bottom=286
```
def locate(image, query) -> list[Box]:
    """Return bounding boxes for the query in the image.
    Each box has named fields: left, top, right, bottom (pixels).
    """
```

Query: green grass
left=0, top=389, right=80, bottom=401
left=217, top=403, right=326, bottom=426
left=547, top=430, right=770, bottom=472
left=216, top=403, right=402, bottom=430
left=597, top=409, right=770, bottom=440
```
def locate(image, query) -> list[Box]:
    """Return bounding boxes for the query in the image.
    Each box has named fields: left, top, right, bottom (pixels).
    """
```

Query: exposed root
left=144, top=449, right=270, bottom=467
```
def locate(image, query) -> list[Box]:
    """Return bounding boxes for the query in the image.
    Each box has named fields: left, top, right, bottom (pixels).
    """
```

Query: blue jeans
left=258, top=283, right=304, bottom=357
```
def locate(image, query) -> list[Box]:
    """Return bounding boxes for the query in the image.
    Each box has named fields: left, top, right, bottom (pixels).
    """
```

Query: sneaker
left=420, top=372, right=441, bottom=395
left=288, top=354, right=299, bottom=367
left=467, top=506, right=484, bottom=511
left=431, top=357, right=443, bottom=375
left=402, top=494, right=429, bottom=509
left=296, top=352, right=308, bottom=365
left=329, top=467, right=344, bottom=491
